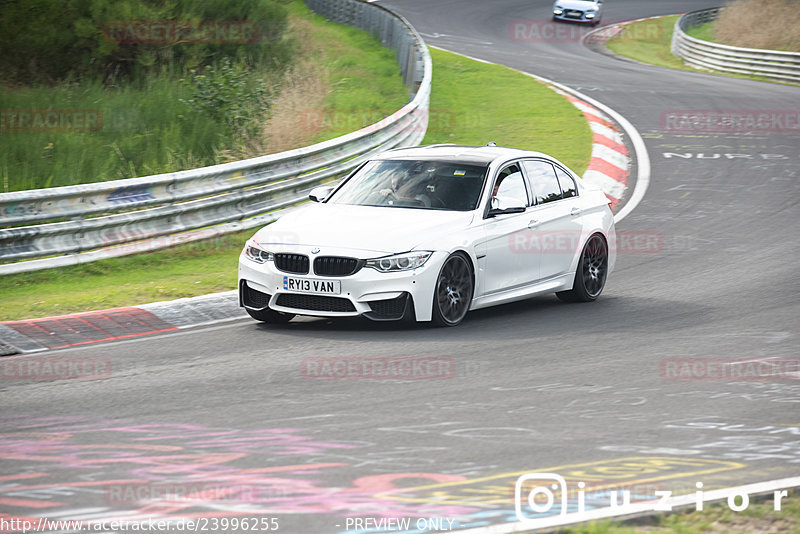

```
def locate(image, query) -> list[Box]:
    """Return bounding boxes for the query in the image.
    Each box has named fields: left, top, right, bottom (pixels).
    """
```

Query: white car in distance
left=238, top=144, right=616, bottom=327
left=553, top=0, right=604, bottom=25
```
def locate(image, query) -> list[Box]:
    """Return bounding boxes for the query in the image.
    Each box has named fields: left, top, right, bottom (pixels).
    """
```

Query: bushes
left=0, top=0, right=291, bottom=85
left=180, top=58, right=271, bottom=138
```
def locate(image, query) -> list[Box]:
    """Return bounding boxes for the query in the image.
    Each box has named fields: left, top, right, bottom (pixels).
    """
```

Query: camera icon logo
left=515, top=472, right=569, bottom=521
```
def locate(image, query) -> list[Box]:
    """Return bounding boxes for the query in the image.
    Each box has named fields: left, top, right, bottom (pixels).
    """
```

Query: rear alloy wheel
left=557, top=234, right=608, bottom=302
left=432, top=253, right=473, bottom=327
left=246, top=307, right=294, bottom=324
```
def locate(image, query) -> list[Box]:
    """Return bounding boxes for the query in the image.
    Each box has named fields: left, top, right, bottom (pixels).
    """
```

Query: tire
left=246, top=307, right=295, bottom=324
left=432, top=253, right=474, bottom=327
left=556, top=234, right=608, bottom=302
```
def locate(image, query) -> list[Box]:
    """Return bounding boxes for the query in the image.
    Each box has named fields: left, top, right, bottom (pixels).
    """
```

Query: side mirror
left=309, top=185, right=335, bottom=203
left=488, top=195, right=526, bottom=217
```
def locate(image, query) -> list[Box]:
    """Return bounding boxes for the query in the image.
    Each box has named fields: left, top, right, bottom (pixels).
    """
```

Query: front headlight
left=585, top=12, right=596, bottom=18
left=553, top=8, right=564, bottom=15
left=244, top=240, right=273, bottom=264
left=365, top=251, right=433, bottom=273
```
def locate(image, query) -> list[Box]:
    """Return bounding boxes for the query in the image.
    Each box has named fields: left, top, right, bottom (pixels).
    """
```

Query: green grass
left=284, top=1, right=409, bottom=142
left=0, top=233, right=250, bottom=320
left=0, top=75, right=229, bottom=192
left=605, top=16, right=794, bottom=85
left=422, top=48, right=591, bottom=173
left=686, top=21, right=716, bottom=43
left=0, top=21, right=593, bottom=322
left=560, top=492, right=800, bottom=533
left=605, top=16, right=686, bottom=70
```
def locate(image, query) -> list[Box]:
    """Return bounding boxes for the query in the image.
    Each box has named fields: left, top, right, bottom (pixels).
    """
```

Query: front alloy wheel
left=432, top=253, right=473, bottom=327
left=557, top=234, right=608, bottom=302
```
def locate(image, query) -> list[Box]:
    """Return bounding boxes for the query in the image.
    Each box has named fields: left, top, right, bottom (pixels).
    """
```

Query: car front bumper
left=238, top=249, right=447, bottom=322
left=553, top=11, right=598, bottom=23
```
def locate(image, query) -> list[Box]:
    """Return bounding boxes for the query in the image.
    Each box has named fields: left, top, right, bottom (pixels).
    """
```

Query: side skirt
left=470, top=273, right=574, bottom=311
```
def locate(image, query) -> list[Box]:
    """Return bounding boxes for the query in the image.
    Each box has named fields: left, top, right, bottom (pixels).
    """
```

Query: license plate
left=282, top=276, right=341, bottom=295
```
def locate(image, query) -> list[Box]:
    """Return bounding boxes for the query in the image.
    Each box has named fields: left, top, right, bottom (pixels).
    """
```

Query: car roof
left=375, top=144, right=554, bottom=166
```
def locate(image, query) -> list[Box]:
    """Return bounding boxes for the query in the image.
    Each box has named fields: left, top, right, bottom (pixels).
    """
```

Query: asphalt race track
left=1, top=1, right=798, bottom=532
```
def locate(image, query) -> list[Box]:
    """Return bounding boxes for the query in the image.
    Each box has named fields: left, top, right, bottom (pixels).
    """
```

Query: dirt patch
left=249, top=17, right=331, bottom=156
left=256, top=59, right=329, bottom=155
left=714, top=0, right=800, bottom=52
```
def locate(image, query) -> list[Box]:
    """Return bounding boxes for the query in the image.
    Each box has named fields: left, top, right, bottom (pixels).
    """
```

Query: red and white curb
left=0, top=290, right=243, bottom=355
left=520, top=71, right=650, bottom=225
left=556, top=90, right=629, bottom=209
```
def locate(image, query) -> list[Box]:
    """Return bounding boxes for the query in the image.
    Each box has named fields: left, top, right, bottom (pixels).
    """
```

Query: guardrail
left=671, top=7, right=800, bottom=83
left=0, top=0, right=432, bottom=275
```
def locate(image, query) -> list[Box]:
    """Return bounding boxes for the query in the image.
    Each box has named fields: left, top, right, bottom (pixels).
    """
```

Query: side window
left=492, top=164, right=530, bottom=206
left=555, top=166, right=577, bottom=198
left=522, top=160, right=562, bottom=204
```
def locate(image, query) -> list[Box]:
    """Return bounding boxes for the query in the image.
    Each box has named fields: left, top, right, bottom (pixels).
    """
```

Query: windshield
left=328, top=159, right=489, bottom=211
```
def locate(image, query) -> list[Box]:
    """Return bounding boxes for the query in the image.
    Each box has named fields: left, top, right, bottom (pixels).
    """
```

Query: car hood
left=253, top=204, right=475, bottom=256
left=555, top=0, right=599, bottom=10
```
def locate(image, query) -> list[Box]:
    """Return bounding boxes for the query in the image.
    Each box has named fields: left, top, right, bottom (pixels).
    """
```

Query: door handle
left=570, top=207, right=581, bottom=216
left=527, top=219, right=539, bottom=229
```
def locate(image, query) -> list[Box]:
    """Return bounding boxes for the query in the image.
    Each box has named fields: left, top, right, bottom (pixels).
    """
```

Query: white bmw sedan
left=238, top=144, right=616, bottom=327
